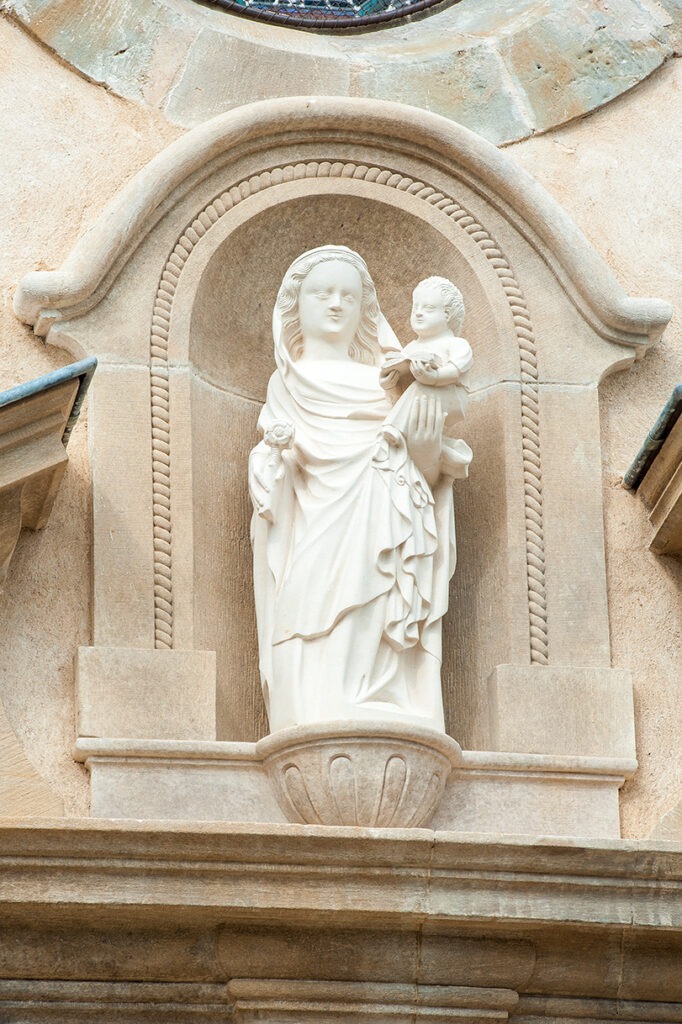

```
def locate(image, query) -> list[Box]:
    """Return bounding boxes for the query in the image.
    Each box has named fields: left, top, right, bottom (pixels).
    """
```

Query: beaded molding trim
left=149, top=161, right=549, bottom=664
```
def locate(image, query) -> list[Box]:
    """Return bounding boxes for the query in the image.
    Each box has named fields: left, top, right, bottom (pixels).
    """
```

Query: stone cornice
left=1, top=820, right=680, bottom=930
left=2, top=822, right=682, bottom=1000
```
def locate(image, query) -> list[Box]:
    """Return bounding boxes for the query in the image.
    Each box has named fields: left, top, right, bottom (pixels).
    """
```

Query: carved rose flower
left=265, top=421, right=295, bottom=450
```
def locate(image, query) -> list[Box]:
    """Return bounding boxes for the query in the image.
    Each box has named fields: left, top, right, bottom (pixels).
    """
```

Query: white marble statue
left=249, top=247, right=472, bottom=734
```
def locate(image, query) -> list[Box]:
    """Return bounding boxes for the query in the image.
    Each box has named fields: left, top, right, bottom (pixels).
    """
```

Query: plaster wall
left=0, top=14, right=679, bottom=835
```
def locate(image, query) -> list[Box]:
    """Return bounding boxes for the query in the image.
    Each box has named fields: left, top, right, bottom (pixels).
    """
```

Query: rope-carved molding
left=150, top=161, right=549, bottom=666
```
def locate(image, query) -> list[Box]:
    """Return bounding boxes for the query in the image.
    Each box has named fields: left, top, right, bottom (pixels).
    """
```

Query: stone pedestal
left=75, top=736, right=632, bottom=839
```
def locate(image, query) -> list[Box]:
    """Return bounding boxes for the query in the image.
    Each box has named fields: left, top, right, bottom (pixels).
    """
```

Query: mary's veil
left=271, top=245, right=401, bottom=377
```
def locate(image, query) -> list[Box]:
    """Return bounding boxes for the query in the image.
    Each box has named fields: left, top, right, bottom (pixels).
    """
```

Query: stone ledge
left=73, top=737, right=635, bottom=838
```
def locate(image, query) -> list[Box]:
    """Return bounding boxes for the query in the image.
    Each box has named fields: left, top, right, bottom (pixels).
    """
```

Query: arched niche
left=177, top=185, right=522, bottom=741
left=15, top=98, right=670, bottom=762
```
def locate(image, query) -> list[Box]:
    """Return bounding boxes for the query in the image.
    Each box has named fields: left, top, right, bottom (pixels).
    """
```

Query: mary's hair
left=276, top=252, right=381, bottom=365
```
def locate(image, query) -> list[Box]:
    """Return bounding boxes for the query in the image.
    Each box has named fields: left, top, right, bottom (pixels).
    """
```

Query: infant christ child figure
left=379, top=276, right=474, bottom=480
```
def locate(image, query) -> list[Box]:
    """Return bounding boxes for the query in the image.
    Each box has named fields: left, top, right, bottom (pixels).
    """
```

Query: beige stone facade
left=0, top=1, right=681, bottom=1014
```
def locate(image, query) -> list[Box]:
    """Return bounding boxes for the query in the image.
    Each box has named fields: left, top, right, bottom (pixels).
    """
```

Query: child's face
left=411, top=285, right=449, bottom=339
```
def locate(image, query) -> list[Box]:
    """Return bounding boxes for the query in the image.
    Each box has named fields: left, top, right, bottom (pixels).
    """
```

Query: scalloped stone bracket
left=257, top=721, right=463, bottom=828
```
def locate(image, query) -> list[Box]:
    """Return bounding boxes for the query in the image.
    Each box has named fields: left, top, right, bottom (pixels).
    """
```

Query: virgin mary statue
left=249, top=246, right=470, bottom=735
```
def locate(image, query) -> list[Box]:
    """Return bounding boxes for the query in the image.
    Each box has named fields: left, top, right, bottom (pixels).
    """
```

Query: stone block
left=537, top=385, right=611, bottom=667
left=482, top=664, right=636, bottom=759
left=76, top=647, right=217, bottom=741
left=89, top=365, right=156, bottom=648
left=350, top=43, right=532, bottom=147
left=499, top=0, right=671, bottom=134
left=432, top=748, right=631, bottom=838
left=164, top=28, right=351, bottom=127
left=76, top=738, right=285, bottom=821
left=227, top=979, right=518, bottom=1023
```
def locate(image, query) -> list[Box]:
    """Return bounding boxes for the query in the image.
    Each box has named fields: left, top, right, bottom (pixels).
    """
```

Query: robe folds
left=249, top=354, right=459, bottom=734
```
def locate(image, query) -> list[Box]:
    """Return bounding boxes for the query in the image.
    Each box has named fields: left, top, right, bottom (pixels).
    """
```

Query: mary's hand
left=380, top=365, right=401, bottom=391
left=249, top=422, right=294, bottom=523
left=406, top=394, right=444, bottom=487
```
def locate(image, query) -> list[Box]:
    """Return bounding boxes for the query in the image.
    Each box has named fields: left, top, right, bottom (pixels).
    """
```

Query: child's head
left=411, top=277, right=465, bottom=337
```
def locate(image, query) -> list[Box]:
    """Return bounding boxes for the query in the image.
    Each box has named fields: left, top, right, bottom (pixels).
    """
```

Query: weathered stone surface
left=5, top=0, right=681, bottom=143
left=0, top=701, right=63, bottom=817
left=499, top=0, right=671, bottom=135
left=0, top=822, right=681, bottom=999
left=350, top=43, right=533, bottom=146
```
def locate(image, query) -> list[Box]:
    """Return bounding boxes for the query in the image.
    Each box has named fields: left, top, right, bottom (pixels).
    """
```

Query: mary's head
left=275, top=246, right=381, bottom=365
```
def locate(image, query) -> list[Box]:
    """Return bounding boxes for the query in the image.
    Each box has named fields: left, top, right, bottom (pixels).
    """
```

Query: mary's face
left=298, top=260, right=363, bottom=353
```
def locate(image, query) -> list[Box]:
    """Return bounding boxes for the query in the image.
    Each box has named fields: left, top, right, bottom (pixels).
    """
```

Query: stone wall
left=0, top=12, right=679, bottom=836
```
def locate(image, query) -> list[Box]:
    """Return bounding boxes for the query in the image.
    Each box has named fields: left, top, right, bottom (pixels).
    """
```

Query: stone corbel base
left=75, top=657, right=635, bottom=838
left=75, top=737, right=634, bottom=839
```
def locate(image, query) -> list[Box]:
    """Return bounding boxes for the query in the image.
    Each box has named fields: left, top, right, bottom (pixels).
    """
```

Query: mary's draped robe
left=249, top=312, right=466, bottom=734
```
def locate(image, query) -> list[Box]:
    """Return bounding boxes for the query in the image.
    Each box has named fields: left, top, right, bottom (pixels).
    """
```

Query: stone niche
left=15, top=97, right=670, bottom=838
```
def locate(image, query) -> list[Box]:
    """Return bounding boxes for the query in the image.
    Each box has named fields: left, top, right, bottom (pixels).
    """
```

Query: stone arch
left=7, top=0, right=681, bottom=145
